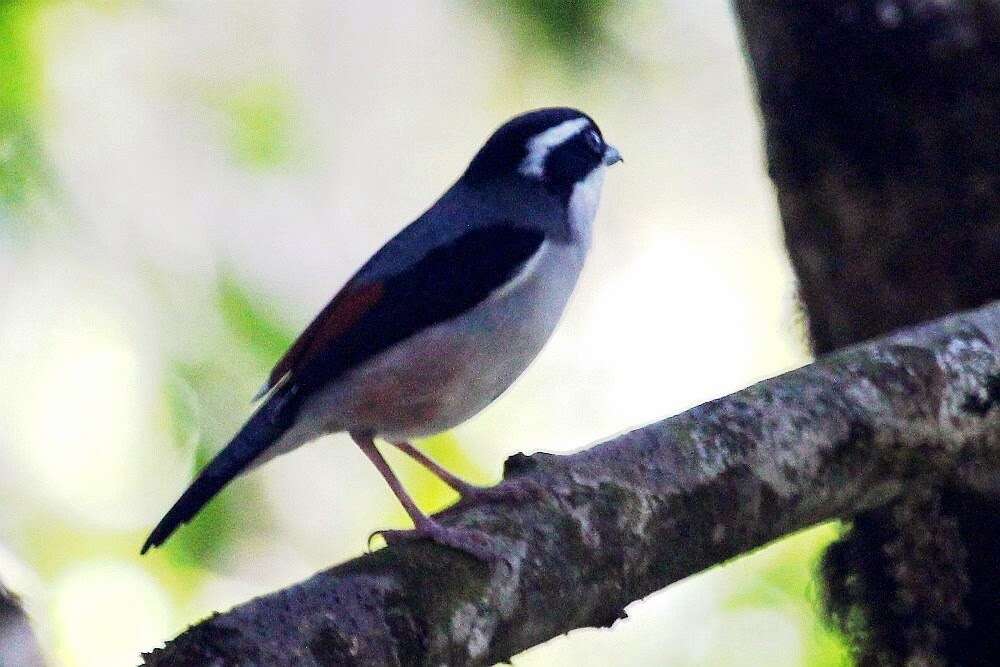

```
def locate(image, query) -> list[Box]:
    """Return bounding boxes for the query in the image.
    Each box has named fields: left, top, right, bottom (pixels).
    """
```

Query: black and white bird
left=142, top=107, right=621, bottom=559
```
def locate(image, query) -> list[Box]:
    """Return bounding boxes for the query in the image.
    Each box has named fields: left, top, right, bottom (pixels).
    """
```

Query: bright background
left=0, top=1, right=851, bottom=665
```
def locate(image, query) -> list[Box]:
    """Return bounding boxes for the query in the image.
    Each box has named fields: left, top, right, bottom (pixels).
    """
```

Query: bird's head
left=464, top=108, right=622, bottom=201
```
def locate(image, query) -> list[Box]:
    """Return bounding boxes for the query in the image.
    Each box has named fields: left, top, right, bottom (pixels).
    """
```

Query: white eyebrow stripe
left=518, top=117, right=590, bottom=178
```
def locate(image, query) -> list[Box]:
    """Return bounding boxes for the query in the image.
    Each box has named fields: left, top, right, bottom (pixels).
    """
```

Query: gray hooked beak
left=603, top=144, right=623, bottom=166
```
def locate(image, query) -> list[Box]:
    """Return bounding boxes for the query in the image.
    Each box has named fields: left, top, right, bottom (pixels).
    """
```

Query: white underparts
left=567, top=165, right=606, bottom=242
left=519, top=117, right=591, bottom=178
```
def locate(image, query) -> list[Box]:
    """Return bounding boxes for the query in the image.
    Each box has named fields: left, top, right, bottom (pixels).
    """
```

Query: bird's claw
left=368, top=521, right=504, bottom=562
left=452, top=478, right=546, bottom=510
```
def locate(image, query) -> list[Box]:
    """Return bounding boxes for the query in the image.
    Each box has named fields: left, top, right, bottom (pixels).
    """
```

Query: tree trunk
left=732, top=1, right=1000, bottom=663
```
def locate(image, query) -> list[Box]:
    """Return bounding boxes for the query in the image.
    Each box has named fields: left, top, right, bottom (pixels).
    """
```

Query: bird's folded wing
left=259, top=223, right=546, bottom=396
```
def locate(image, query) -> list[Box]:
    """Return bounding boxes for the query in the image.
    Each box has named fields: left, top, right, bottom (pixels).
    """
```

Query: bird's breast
left=296, top=239, right=586, bottom=441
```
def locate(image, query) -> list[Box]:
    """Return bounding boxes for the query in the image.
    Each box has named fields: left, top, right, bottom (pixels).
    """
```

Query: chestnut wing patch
left=279, top=224, right=546, bottom=393
left=265, top=282, right=385, bottom=392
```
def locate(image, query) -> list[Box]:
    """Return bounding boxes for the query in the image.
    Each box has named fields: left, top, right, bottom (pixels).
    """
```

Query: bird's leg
left=351, top=434, right=499, bottom=561
left=390, top=440, right=544, bottom=508
left=354, top=436, right=425, bottom=527
left=389, top=440, right=483, bottom=497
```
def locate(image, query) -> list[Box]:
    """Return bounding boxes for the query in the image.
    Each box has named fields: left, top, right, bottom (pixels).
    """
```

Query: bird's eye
left=584, top=129, right=602, bottom=153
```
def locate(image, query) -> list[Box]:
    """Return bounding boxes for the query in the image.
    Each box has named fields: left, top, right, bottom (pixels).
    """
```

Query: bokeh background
left=0, top=1, right=852, bottom=665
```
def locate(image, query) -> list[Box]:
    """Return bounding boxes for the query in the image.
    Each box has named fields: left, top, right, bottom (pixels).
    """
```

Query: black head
left=464, top=107, right=621, bottom=199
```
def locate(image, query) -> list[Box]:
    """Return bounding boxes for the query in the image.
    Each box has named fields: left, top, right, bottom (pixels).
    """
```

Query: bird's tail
left=140, top=393, right=295, bottom=554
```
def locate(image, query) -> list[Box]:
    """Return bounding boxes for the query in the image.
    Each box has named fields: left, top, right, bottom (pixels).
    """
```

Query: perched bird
left=142, top=107, right=621, bottom=559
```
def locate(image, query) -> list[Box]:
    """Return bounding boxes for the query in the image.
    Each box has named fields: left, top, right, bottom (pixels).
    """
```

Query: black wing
left=293, top=223, right=546, bottom=391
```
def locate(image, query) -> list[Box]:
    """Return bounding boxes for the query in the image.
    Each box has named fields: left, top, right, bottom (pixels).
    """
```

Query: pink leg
left=351, top=433, right=498, bottom=561
left=390, top=440, right=546, bottom=507
left=389, top=441, right=482, bottom=496
left=354, top=435, right=429, bottom=527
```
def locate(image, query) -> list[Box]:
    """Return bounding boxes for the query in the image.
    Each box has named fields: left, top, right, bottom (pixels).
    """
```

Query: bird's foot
left=452, top=477, right=546, bottom=510
left=370, top=519, right=501, bottom=562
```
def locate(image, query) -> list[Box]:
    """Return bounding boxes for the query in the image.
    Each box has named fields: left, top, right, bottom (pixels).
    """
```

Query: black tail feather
left=141, top=395, right=292, bottom=554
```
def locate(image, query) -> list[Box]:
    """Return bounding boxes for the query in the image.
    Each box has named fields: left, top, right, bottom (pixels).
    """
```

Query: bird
left=141, top=107, right=621, bottom=559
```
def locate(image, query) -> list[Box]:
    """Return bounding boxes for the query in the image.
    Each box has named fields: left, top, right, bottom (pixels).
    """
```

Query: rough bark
left=733, top=1, right=1000, bottom=663
left=1, top=580, right=45, bottom=667
left=733, top=0, right=1000, bottom=353
left=144, top=301, right=1000, bottom=666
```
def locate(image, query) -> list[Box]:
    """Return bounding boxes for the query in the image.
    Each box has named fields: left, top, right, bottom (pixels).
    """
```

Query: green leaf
left=0, top=0, right=49, bottom=208
left=216, top=79, right=299, bottom=169
left=476, top=0, right=618, bottom=68
left=217, top=274, right=295, bottom=369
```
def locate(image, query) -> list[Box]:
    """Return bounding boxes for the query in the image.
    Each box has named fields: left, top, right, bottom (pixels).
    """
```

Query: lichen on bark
left=145, top=302, right=1000, bottom=666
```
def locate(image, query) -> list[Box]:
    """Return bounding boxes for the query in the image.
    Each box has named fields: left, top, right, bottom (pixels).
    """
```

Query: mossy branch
left=144, top=301, right=1000, bottom=666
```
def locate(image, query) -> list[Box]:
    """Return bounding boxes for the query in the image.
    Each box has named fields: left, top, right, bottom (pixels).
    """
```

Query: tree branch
left=732, top=2, right=1000, bottom=662
left=144, top=300, right=1000, bottom=666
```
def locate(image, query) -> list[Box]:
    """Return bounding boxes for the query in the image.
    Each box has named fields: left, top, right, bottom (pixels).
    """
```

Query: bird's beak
left=603, top=144, right=623, bottom=166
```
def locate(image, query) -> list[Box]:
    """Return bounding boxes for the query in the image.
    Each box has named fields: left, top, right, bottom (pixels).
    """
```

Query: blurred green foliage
left=478, top=0, right=618, bottom=67
left=158, top=367, right=248, bottom=569
left=217, top=80, right=299, bottom=169
left=0, top=0, right=48, bottom=208
left=730, top=525, right=852, bottom=666
left=0, top=2, right=856, bottom=663
left=219, top=274, right=296, bottom=368
left=134, top=277, right=298, bottom=569
left=154, top=277, right=301, bottom=566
